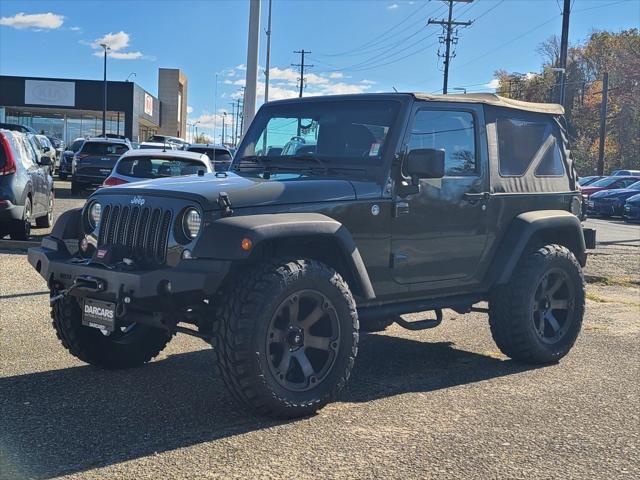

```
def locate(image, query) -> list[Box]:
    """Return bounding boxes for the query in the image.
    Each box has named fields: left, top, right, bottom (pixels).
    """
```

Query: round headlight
left=88, top=202, right=101, bottom=230
left=182, top=208, right=201, bottom=239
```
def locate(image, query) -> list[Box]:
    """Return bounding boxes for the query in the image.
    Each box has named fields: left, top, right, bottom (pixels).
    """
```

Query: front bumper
left=73, top=173, right=110, bottom=186
left=623, top=205, right=640, bottom=223
left=586, top=200, right=622, bottom=217
left=28, top=236, right=232, bottom=305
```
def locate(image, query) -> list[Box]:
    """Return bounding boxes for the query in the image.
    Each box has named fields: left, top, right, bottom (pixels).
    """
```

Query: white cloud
left=70, top=26, right=81, bottom=32
left=387, top=3, right=399, bottom=10
left=89, top=30, right=149, bottom=60
left=92, top=31, right=130, bottom=51
left=187, top=106, right=193, bottom=114
left=328, top=72, right=344, bottom=79
left=0, top=12, right=64, bottom=30
left=361, top=79, right=376, bottom=85
left=484, top=79, right=501, bottom=89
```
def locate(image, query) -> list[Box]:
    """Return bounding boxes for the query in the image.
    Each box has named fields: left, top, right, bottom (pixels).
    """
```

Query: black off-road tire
left=213, top=259, right=359, bottom=418
left=35, top=192, right=54, bottom=228
left=489, top=244, right=585, bottom=364
left=9, top=197, right=31, bottom=241
left=359, top=316, right=395, bottom=333
left=51, top=295, right=173, bottom=369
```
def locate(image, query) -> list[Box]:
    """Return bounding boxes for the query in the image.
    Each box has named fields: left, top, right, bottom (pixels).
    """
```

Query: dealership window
left=408, top=110, right=477, bottom=175
left=497, top=116, right=564, bottom=177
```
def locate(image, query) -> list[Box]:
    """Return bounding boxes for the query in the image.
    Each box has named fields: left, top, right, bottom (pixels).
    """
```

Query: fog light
left=182, top=249, right=193, bottom=259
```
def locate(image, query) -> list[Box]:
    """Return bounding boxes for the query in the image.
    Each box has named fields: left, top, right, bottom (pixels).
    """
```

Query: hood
left=93, top=171, right=362, bottom=209
left=581, top=186, right=604, bottom=196
left=626, top=194, right=640, bottom=205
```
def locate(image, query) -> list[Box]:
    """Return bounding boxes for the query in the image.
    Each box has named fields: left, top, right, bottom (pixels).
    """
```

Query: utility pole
left=428, top=0, right=473, bottom=94
left=558, top=0, right=571, bottom=106
left=235, top=97, right=241, bottom=145
left=243, top=0, right=260, bottom=134
left=264, top=0, right=273, bottom=103
left=597, top=72, right=609, bottom=176
left=292, top=50, right=313, bottom=98
left=229, top=102, right=236, bottom=147
left=222, top=113, right=227, bottom=146
left=213, top=73, right=218, bottom=144
left=239, top=87, right=245, bottom=135
left=100, top=43, right=110, bottom=136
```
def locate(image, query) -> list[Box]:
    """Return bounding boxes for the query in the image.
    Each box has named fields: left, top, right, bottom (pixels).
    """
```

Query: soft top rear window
left=81, top=142, right=129, bottom=155
left=116, top=156, right=206, bottom=178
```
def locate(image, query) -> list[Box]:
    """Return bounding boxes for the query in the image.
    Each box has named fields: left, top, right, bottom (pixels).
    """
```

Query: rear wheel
left=51, top=295, right=173, bottom=369
left=489, top=244, right=585, bottom=364
left=35, top=192, right=54, bottom=228
left=213, top=259, right=358, bottom=418
left=59, top=172, right=68, bottom=180
left=9, top=197, right=31, bottom=241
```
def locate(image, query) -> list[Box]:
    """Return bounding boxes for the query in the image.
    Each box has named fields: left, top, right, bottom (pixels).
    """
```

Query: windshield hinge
left=218, top=192, right=233, bottom=217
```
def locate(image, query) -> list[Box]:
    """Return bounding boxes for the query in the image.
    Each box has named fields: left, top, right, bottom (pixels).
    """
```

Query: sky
left=1, top=0, right=638, bottom=141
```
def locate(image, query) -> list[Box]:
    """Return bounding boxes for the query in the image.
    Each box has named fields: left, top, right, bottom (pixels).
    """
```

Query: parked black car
left=59, top=138, right=85, bottom=180
left=1, top=129, right=54, bottom=239
left=587, top=181, right=640, bottom=217
left=71, top=138, right=130, bottom=194
left=29, top=93, right=594, bottom=418
left=186, top=143, right=233, bottom=171
left=623, top=194, right=640, bottom=223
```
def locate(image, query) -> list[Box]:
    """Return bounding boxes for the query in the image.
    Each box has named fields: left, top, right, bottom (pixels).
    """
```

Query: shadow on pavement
left=0, top=333, right=538, bottom=479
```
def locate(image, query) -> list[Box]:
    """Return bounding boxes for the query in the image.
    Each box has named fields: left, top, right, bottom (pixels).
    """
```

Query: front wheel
left=51, top=296, right=173, bottom=369
left=489, top=244, right=585, bottom=364
left=35, top=192, right=54, bottom=228
left=213, top=259, right=359, bottom=418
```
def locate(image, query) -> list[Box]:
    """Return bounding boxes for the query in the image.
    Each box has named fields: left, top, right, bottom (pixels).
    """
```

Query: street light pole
left=100, top=43, right=110, bottom=137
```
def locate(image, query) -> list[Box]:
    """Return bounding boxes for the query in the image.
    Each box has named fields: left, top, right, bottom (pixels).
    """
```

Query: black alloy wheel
left=532, top=268, right=575, bottom=344
left=266, top=290, right=341, bottom=392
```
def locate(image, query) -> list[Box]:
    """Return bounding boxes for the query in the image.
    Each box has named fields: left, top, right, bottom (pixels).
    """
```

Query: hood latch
left=218, top=192, right=233, bottom=217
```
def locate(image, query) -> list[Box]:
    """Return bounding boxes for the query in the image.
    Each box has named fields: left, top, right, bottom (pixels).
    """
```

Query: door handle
left=463, top=192, right=491, bottom=202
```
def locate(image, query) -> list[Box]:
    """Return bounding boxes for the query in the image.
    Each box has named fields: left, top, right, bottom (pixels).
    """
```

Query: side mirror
left=42, top=146, right=51, bottom=153
left=406, top=148, right=445, bottom=179
left=38, top=156, right=51, bottom=166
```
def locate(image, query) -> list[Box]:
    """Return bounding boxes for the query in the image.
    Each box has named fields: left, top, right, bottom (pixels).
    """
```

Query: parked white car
left=138, top=141, right=178, bottom=150
left=102, top=150, right=212, bottom=186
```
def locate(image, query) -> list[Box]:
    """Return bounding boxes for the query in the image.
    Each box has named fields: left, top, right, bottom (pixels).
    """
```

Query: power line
left=314, top=1, right=432, bottom=57
left=428, top=0, right=474, bottom=94
left=455, top=14, right=560, bottom=70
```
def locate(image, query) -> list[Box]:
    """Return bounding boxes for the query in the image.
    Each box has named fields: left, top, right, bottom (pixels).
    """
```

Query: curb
left=0, top=239, right=41, bottom=251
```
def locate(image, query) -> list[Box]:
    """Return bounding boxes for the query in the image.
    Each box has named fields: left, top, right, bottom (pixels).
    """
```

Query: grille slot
left=95, top=203, right=171, bottom=265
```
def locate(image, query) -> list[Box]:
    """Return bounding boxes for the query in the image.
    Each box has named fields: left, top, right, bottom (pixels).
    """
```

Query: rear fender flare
left=488, top=210, right=586, bottom=285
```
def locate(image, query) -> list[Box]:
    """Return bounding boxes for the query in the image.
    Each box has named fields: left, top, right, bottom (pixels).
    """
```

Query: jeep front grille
left=97, top=204, right=172, bottom=264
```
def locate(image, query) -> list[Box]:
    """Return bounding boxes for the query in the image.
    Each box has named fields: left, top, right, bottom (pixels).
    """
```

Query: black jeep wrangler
left=28, top=93, right=596, bottom=418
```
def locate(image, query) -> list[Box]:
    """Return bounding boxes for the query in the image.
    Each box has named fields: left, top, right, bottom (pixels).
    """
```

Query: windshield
left=188, top=147, right=232, bottom=161
left=235, top=100, right=400, bottom=173
left=590, top=177, right=622, bottom=187
left=629, top=181, right=640, bottom=190
left=116, top=156, right=205, bottom=178
left=81, top=142, right=129, bottom=156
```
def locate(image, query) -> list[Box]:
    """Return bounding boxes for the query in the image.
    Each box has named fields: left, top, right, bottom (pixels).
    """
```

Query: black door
left=391, top=104, right=490, bottom=286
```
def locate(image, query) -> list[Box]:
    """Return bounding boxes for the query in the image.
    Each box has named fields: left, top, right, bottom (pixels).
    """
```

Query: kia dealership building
left=0, top=68, right=188, bottom=144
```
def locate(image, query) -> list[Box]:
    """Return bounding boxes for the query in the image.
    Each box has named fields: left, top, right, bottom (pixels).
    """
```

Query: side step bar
left=395, top=309, right=442, bottom=330
left=357, top=293, right=484, bottom=321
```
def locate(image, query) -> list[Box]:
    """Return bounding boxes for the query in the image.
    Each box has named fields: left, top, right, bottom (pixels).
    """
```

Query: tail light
left=0, top=135, right=17, bottom=176
left=103, top=176, right=128, bottom=187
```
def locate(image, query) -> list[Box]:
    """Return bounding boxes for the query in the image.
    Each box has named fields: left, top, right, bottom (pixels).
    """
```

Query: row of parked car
left=578, top=170, right=640, bottom=223
left=1, top=123, right=237, bottom=240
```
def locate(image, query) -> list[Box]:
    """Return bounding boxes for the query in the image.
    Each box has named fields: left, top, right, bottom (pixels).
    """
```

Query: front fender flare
left=193, top=213, right=375, bottom=299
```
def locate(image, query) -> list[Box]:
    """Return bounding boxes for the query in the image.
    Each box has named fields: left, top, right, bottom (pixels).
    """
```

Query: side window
left=408, top=110, right=477, bottom=176
left=497, top=116, right=565, bottom=177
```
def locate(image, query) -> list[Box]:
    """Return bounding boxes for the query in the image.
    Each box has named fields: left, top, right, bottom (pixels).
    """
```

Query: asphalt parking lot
left=1, top=184, right=639, bottom=479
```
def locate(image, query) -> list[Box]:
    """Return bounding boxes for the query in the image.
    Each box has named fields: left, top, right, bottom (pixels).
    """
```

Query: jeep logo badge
left=131, top=196, right=145, bottom=206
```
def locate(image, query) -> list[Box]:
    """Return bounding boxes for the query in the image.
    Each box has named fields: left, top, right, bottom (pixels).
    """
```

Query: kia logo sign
left=144, top=92, right=154, bottom=116
left=25, top=80, right=75, bottom=107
